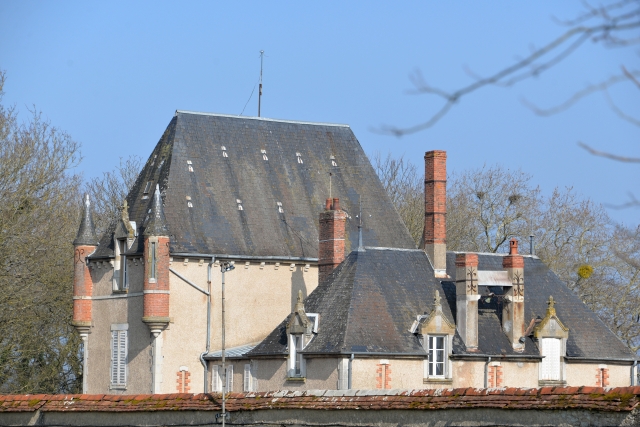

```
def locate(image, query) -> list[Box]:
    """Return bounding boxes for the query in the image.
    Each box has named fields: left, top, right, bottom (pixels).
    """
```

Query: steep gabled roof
left=92, top=112, right=415, bottom=258
left=251, top=249, right=636, bottom=360
left=249, top=247, right=452, bottom=356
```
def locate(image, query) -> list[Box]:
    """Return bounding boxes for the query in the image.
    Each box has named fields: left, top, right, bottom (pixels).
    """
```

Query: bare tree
left=0, top=70, right=83, bottom=393
left=84, top=155, right=142, bottom=237
left=370, top=152, right=424, bottom=244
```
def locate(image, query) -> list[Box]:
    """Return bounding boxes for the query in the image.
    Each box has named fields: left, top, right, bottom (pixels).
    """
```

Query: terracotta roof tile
left=0, top=387, right=638, bottom=413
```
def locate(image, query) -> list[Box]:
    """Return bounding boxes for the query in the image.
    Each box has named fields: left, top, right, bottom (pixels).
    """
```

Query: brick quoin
left=318, top=198, right=347, bottom=283
left=73, top=245, right=96, bottom=324
left=424, top=151, right=446, bottom=245
left=596, top=368, right=609, bottom=387
left=176, top=371, right=191, bottom=393
left=144, top=236, right=170, bottom=319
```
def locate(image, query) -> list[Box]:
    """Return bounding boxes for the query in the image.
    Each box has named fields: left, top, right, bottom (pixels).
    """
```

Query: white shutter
left=338, top=359, right=349, bottom=390
left=110, top=330, right=127, bottom=387
left=244, top=364, right=252, bottom=392
left=111, top=331, right=118, bottom=385
left=226, top=365, right=234, bottom=392
left=252, top=361, right=258, bottom=391
left=540, top=338, right=561, bottom=380
left=212, top=365, right=221, bottom=392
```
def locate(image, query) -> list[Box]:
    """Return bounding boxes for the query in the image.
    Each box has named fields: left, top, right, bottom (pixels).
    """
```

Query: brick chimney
left=502, top=238, right=525, bottom=351
left=318, top=197, right=347, bottom=283
left=72, top=194, right=98, bottom=393
left=455, top=253, right=479, bottom=350
left=424, top=151, right=447, bottom=276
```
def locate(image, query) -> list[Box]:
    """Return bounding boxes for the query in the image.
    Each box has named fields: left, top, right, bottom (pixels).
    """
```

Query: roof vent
left=277, top=201, right=284, bottom=213
left=187, top=202, right=193, bottom=208
left=237, top=199, right=243, bottom=211
left=330, top=155, right=337, bottom=167
left=296, top=152, right=303, bottom=164
left=261, top=149, right=268, bottom=161
left=221, top=146, right=228, bottom=158
left=187, top=160, right=194, bottom=172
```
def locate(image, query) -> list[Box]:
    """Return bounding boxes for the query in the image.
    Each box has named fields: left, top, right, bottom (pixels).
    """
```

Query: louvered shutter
left=212, top=365, right=221, bottom=392
left=244, top=364, right=251, bottom=391
left=338, top=358, right=349, bottom=389
left=251, top=362, right=258, bottom=391
left=226, top=365, right=233, bottom=392
left=110, top=330, right=128, bottom=387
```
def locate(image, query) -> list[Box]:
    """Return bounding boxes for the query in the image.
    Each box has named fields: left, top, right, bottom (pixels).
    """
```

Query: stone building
left=71, top=111, right=415, bottom=394
left=206, top=151, right=639, bottom=391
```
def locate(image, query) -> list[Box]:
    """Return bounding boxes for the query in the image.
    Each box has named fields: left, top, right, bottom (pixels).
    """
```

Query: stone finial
left=547, top=295, right=556, bottom=316
left=74, top=194, right=99, bottom=246
left=434, top=290, right=442, bottom=308
left=144, top=185, right=169, bottom=237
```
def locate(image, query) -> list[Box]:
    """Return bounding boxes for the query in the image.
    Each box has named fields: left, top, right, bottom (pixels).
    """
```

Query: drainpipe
left=632, top=360, right=638, bottom=386
left=348, top=354, right=354, bottom=389
left=484, top=356, right=491, bottom=388
left=199, top=257, right=215, bottom=393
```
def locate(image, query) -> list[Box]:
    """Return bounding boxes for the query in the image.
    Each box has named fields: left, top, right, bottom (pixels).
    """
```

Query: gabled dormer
left=286, top=291, right=317, bottom=379
left=534, top=296, right=569, bottom=385
left=418, top=290, right=455, bottom=382
left=113, top=200, right=137, bottom=292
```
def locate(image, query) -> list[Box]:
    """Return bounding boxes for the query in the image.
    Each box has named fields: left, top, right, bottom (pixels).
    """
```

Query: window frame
left=113, top=238, right=129, bottom=292
left=427, top=335, right=447, bottom=379
left=539, top=337, right=563, bottom=382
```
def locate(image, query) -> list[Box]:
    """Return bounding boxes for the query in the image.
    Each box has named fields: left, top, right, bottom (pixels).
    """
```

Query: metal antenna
left=258, top=50, right=264, bottom=117
left=357, top=197, right=363, bottom=250
left=329, top=172, right=332, bottom=199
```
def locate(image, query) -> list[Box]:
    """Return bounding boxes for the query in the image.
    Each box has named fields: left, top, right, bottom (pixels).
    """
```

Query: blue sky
left=1, top=1, right=637, bottom=225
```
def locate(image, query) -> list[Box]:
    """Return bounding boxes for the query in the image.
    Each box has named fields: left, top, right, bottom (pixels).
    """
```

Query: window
left=244, top=363, right=257, bottom=392
left=150, top=241, right=157, bottom=282
left=114, top=239, right=128, bottom=291
left=540, top=338, right=561, bottom=381
left=427, top=335, right=447, bottom=378
left=288, top=334, right=305, bottom=377
left=110, top=326, right=128, bottom=388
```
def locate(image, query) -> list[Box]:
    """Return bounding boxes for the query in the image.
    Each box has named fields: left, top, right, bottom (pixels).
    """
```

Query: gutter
left=348, top=354, right=354, bottom=390
left=564, top=356, right=638, bottom=363
left=171, top=252, right=318, bottom=263
left=633, top=360, right=638, bottom=386
left=450, top=353, right=543, bottom=361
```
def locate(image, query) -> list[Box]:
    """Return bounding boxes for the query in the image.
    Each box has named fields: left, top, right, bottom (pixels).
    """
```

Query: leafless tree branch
left=578, top=141, right=640, bottom=162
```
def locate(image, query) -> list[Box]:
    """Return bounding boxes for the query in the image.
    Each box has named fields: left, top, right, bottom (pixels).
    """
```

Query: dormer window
left=534, top=296, right=569, bottom=386
left=286, top=291, right=315, bottom=379
left=416, top=290, right=455, bottom=383
left=114, top=238, right=129, bottom=292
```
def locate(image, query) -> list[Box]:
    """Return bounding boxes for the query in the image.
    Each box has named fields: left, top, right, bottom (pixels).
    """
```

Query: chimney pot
left=325, top=198, right=332, bottom=210
left=509, top=238, right=518, bottom=255
left=332, top=198, right=340, bottom=211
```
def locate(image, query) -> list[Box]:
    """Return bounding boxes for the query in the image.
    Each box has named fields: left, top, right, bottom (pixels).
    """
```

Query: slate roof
left=205, top=343, right=258, bottom=359
left=91, top=111, right=415, bottom=258
left=250, top=249, right=636, bottom=361
left=249, top=247, right=452, bottom=356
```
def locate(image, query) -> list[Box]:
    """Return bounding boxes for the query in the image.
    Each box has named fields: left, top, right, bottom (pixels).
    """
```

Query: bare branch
left=578, top=141, right=640, bottom=162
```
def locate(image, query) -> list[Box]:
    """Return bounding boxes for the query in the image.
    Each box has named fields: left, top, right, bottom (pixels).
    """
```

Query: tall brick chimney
left=142, top=185, right=171, bottom=393
left=502, top=238, right=525, bottom=351
left=318, top=198, right=347, bottom=283
left=424, top=151, right=447, bottom=276
left=72, top=194, right=98, bottom=393
left=455, top=253, right=479, bottom=350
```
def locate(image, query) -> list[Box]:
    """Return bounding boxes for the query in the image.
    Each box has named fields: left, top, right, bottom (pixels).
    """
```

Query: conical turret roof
left=144, top=185, right=169, bottom=236
left=74, top=194, right=99, bottom=246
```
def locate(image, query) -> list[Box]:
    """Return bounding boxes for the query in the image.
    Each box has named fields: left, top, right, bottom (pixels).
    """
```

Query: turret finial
left=74, top=194, right=99, bottom=246
left=144, top=185, right=169, bottom=236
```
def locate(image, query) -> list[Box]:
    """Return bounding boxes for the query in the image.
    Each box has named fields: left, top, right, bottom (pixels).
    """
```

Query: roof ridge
left=175, top=110, right=350, bottom=127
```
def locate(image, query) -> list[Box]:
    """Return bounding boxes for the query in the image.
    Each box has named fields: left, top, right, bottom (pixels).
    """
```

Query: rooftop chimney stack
left=455, top=253, right=479, bottom=350
left=424, top=151, right=447, bottom=276
left=318, top=198, right=347, bottom=283
left=503, top=238, right=525, bottom=351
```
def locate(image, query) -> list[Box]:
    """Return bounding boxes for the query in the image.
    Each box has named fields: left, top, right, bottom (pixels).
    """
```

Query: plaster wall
left=566, top=362, right=632, bottom=387
left=497, top=361, right=539, bottom=388
left=87, top=259, right=152, bottom=395
left=211, top=358, right=339, bottom=392
left=86, top=257, right=318, bottom=395
left=452, top=360, right=484, bottom=388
